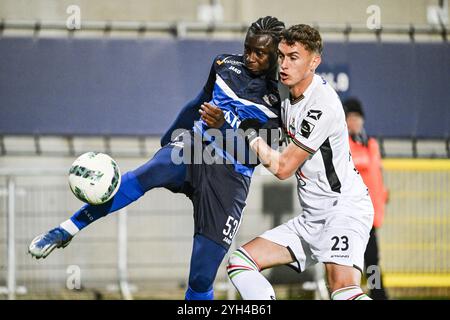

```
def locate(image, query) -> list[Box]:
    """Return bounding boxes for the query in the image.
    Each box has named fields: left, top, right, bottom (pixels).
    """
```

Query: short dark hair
left=343, top=97, right=365, bottom=118
left=281, top=24, right=323, bottom=54
left=247, top=16, right=285, bottom=43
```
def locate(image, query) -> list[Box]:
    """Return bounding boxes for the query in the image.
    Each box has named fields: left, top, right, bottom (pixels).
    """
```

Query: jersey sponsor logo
left=228, top=66, right=242, bottom=74
left=216, top=57, right=244, bottom=66
left=307, top=109, right=323, bottom=120
left=262, top=94, right=279, bottom=107
left=299, top=119, right=315, bottom=138
left=224, top=60, right=244, bottom=65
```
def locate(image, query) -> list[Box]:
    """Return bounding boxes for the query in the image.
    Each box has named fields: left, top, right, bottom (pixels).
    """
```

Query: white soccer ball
left=68, top=152, right=121, bottom=205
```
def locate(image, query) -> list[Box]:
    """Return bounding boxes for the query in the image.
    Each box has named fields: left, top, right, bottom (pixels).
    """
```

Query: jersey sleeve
left=202, top=58, right=217, bottom=96
left=159, top=58, right=217, bottom=146
left=291, top=106, right=335, bottom=154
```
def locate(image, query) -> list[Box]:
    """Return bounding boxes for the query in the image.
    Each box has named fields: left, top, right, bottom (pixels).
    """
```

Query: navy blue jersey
left=193, top=54, right=281, bottom=177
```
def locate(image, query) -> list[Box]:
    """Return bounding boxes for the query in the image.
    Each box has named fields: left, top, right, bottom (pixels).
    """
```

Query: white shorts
left=259, top=197, right=374, bottom=273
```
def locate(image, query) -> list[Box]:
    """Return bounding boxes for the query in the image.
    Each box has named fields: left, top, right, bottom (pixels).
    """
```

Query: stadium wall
left=0, top=38, right=449, bottom=139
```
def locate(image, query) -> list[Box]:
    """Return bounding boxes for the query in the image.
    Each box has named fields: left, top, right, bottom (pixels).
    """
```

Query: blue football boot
left=28, top=227, right=73, bottom=259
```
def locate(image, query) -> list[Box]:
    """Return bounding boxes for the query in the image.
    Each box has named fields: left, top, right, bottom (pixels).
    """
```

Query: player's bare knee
left=326, top=264, right=361, bottom=292
left=328, top=274, right=360, bottom=293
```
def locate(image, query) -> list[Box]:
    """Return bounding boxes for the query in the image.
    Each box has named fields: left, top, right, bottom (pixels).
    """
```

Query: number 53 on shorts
left=222, top=216, right=240, bottom=245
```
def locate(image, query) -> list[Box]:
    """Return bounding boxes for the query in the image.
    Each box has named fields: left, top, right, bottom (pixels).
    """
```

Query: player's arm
left=200, top=93, right=280, bottom=131
left=245, top=104, right=334, bottom=179
left=201, top=103, right=284, bottom=150
left=160, top=60, right=216, bottom=146
left=249, top=137, right=309, bottom=180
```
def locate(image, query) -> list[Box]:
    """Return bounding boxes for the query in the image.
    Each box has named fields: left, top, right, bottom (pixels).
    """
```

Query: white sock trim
left=60, top=219, right=79, bottom=236
left=227, top=248, right=276, bottom=300
left=331, top=286, right=371, bottom=300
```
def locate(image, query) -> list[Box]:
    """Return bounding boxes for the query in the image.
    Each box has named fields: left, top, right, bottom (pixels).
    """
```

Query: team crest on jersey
left=263, top=94, right=279, bottom=107
left=300, top=119, right=315, bottom=138
left=307, top=109, right=323, bottom=120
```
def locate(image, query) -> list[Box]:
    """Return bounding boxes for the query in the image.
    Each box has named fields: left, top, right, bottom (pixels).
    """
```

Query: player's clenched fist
left=199, top=102, right=225, bottom=128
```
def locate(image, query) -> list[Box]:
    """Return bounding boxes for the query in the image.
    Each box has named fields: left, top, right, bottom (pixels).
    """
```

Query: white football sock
left=60, top=219, right=79, bottom=236
left=227, top=247, right=276, bottom=300
left=331, top=285, right=372, bottom=300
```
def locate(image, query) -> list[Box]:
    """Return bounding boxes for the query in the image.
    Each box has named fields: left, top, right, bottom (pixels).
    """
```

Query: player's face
left=278, top=40, right=320, bottom=88
left=244, top=33, right=277, bottom=75
left=346, top=112, right=365, bottom=135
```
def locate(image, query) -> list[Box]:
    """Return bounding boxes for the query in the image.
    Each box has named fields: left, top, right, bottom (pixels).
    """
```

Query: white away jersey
left=281, top=74, right=370, bottom=218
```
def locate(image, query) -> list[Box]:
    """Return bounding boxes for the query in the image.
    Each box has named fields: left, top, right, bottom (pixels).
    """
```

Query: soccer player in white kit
left=227, top=24, right=374, bottom=300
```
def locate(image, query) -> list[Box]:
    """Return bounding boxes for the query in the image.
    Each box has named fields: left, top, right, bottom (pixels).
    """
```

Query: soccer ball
left=68, top=152, right=121, bottom=205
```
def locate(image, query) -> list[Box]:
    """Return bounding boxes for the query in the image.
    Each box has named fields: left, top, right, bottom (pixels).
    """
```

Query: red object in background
left=349, top=137, right=389, bottom=228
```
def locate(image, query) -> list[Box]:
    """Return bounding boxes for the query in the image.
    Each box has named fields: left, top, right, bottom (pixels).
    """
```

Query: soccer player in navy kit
left=28, top=16, right=285, bottom=300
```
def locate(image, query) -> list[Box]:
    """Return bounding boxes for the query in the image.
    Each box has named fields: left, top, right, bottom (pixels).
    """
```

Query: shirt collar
left=289, top=74, right=319, bottom=104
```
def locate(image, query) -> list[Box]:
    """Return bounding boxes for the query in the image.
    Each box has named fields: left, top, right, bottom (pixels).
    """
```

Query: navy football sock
left=185, top=234, right=227, bottom=300
left=185, top=286, right=214, bottom=300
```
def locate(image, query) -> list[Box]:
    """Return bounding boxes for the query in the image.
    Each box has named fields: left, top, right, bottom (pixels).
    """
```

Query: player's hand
left=261, top=120, right=285, bottom=146
left=200, top=102, right=225, bottom=129
left=238, top=118, right=262, bottom=144
left=239, top=119, right=284, bottom=147
left=239, top=118, right=262, bottom=132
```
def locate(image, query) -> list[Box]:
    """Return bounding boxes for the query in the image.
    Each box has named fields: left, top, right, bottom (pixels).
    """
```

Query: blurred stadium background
left=0, top=0, right=449, bottom=300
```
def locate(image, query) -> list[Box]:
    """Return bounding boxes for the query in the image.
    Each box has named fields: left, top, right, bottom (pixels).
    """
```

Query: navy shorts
left=133, top=130, right=251, bottom=249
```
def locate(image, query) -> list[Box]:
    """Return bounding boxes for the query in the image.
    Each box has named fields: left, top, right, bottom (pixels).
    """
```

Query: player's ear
left=310, top=54, right=321, bottom=72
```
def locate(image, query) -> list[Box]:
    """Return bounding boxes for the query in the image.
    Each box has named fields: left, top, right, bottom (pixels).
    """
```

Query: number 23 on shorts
left=331, top=235, right=349, bottom=251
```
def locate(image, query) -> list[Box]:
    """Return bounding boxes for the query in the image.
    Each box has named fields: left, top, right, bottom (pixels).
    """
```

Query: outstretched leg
left=66, top=145, right=186, bottom=233
left=29, top=144, right=186, bottom=259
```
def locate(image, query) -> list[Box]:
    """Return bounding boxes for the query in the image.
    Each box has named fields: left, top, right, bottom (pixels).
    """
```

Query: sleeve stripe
left=215, top=75, right=278, bottom=118
left=292, top=139, right=315, bottom=154
left=287, top=132, right=316, bottom=154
